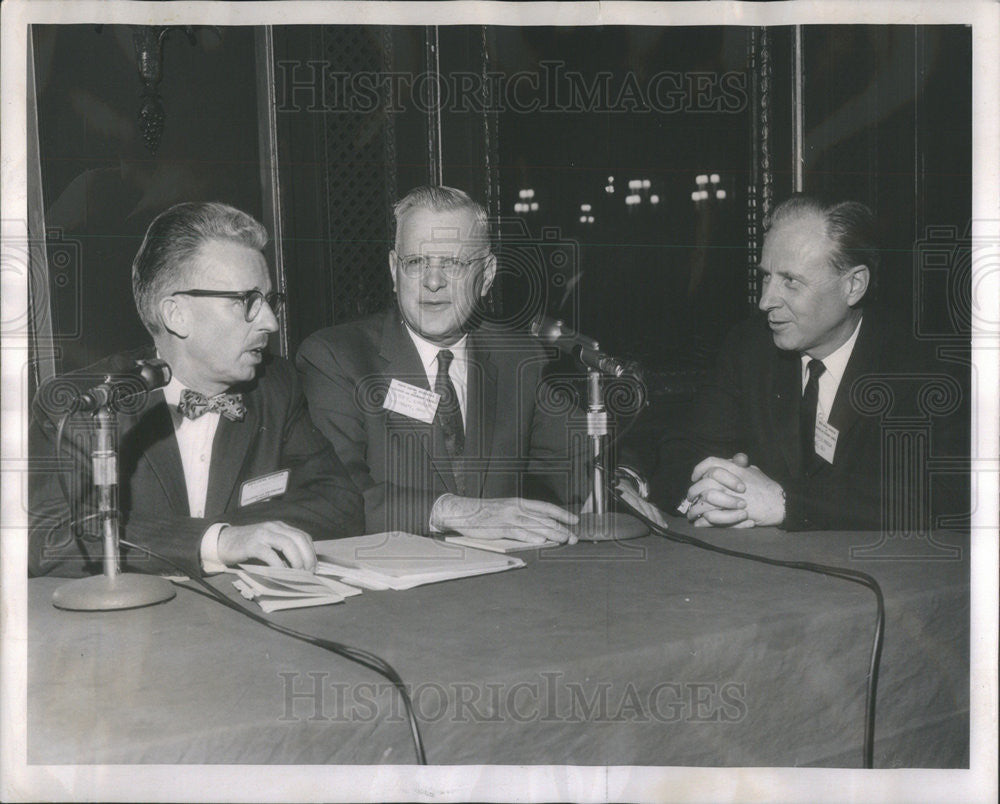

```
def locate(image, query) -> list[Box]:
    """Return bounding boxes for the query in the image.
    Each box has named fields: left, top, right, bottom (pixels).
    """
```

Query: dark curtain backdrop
left=33, top=25, right=263, bottom=373
left=32, top=25, right=971, bottom=381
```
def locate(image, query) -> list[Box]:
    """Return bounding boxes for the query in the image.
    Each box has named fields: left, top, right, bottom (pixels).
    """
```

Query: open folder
left=314, top=531, right=526, bottom=590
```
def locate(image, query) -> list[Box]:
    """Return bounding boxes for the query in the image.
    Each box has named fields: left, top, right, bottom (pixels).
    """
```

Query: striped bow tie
left=177, top=389, right=246, bottom=422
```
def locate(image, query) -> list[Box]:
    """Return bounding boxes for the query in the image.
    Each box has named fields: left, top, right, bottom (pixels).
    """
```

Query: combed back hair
left=132, top=201, right=268, bottom=335
left=769, top=194, right=880, bottom=303
left=392, top=185, right=490, bottom=251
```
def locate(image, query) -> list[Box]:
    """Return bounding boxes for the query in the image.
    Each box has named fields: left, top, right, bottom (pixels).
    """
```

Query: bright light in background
left=641, top=179, right=651, bottom=189
left=607, top=176, right=614, bottom=183
left=650, top=195, right=660, bottom=205
left=581, top=204, right=591, bottom=212
left=716, top=189, right=726, bottom=200
left=605, top=185, right=615, bottom=194
left=695, top=174, right=708, bottom=185
left=626, top=194, right=641, bottom=206
left=628, top=179, right=641, bottom=190
left=530, top=202, right=538, bottom=211
left=579, top=215, right=587, bottom=223
left=587, top=216, right=594, bottom=223
left=710, top=173, right=720, bottom=184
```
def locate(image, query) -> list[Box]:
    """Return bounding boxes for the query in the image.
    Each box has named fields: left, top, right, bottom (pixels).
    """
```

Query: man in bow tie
left=297, top=185, right=584, bottom=544
left=29, top=202, right=364, bottom=577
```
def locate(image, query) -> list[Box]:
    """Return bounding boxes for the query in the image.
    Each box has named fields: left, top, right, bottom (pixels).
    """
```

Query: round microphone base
left=52, top=573, right=176, bottom=611
left=573, top=512, right=648, bottom=542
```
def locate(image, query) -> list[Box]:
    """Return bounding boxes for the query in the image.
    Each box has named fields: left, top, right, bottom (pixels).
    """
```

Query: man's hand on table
left=430, top=495, right=579, bottom=544
left=217, top=521, right=317, bottom=570
left=684, top=453, right=785, bottom=528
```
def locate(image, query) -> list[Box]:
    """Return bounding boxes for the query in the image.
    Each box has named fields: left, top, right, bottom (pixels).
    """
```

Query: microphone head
left=135, top=358, right=171, bottom=391
left=530, top=315, right=599, bottom=351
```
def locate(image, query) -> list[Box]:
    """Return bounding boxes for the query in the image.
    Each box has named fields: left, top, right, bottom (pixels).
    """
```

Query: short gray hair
left=132, top=202, right=268, bottom=335
left=392, top=185, right=489, bottom=251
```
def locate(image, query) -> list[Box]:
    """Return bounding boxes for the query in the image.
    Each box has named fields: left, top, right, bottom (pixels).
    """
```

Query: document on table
left=314, top=531, right=526, bottom=590
left=231, top=565, right=362, bottom=612
left=444, top=535, right=561, bottom=553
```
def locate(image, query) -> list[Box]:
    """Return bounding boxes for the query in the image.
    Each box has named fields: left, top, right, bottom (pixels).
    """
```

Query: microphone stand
left=574, top=367, right=647, bottom=542
left=52, top=383, right=176, bottom=611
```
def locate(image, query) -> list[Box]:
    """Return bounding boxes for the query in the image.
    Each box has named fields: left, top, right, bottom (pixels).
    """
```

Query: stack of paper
left=444, top=535, right=560, bottom=554
left=314, top=532, right=525, bottom=590
left=232, top=565, right=363, bottom=612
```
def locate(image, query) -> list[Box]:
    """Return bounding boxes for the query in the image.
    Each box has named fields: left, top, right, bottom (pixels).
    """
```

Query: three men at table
left=296, top=185, right=583, bottom=544
left=640, top=195, right=966, bottom=531
left=29, top=202, right=363, bottom=577
left=29, top=189, right=966, bottom=579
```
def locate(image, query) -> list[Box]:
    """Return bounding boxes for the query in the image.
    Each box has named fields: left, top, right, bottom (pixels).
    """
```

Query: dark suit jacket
left=648, top=313, right=969, bottom=530
left=29, top=349, right=364, bottom=577
left=296, top=310, right=586, bottom=534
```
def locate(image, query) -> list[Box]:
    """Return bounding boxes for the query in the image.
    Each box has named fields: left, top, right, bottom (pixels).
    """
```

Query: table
left=27, top=522, right=969, bottom=767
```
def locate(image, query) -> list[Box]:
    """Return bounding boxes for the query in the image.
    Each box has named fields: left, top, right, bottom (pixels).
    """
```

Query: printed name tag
left=383, top=378, right=440, bottom=424
left=240, top=469, right=290, bottom=506
left=814, top=419, right=839, bottom=464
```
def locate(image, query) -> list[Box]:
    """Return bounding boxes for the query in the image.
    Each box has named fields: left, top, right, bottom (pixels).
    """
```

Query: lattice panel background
left=320, top=26, right=397, bottom=324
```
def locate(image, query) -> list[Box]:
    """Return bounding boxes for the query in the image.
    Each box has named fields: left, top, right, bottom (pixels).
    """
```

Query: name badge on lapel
left=383, top=378, right=440, bottom=424
left=814, top=419, right=839, bottom=464
left=240, top=469, right=290, bottom=506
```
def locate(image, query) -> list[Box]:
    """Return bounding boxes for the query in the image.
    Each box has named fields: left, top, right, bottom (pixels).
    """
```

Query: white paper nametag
left=383, top=378, right=440, bottom=424
left=240, top=469, right=290, bottom=506
left=814, top=419, right=839, bottom=464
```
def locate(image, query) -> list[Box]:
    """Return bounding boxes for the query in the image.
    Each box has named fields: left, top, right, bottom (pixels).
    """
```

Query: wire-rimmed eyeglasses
left=395, top=253, right=489, bottom=279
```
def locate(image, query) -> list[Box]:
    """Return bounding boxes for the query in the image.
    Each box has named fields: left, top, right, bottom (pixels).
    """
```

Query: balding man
left=298, top=185, right=585, bottom=544
left=643, top=195, right=966, bottom=531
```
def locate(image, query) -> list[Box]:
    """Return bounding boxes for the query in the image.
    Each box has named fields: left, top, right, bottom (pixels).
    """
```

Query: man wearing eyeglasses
left=29, top=201, right=364, bottom=577
left=297, top=185, right=583, bottom=544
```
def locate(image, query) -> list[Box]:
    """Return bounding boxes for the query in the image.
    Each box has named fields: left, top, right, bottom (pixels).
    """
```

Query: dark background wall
left=33, top=24, right=263, bottom=373
left=32, top=24, right=972, bottom=387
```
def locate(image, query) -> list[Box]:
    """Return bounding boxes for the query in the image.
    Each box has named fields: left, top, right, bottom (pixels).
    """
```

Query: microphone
left=530, top=315, right=639, bottom=378
left=77, top=358, right=172, bottom=412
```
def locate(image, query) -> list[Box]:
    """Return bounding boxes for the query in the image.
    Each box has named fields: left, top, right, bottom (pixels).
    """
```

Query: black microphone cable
left=120, top=539, right=429, bottom=765
left=49, top=415, right=428, bottom=764
left=611, top=486, right=885, bottom=769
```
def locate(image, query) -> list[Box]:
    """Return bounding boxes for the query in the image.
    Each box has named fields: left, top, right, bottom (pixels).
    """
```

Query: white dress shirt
left=403, top=325, right=469, bottom=425
left=801, top=316, right=863, bottom=426
left=160, top=375, right=227, bottom=572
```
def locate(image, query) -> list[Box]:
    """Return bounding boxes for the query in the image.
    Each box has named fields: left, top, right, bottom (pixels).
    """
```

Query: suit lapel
left=770, top=349, right=803, bottom=477
left=205, top=394, right=259, bottom=516
left=123, top=391, right=190, bottom=514
left=828, top=316, right=876, bottom=442
left=380, top=312, right=459, bottom=494
left=465, top=334, right=498, bottom=496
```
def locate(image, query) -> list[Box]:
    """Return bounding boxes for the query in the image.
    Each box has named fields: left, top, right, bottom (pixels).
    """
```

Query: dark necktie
left=434, top=349, right=465, bottom=459
left=177, top=389, right=246, bottom=422
left=800, top=358, right=825, bottom=472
